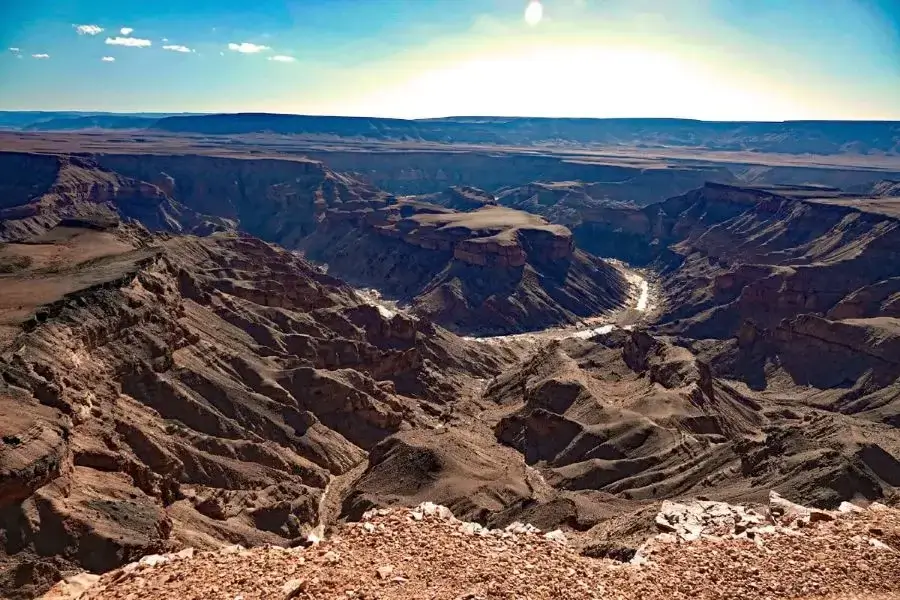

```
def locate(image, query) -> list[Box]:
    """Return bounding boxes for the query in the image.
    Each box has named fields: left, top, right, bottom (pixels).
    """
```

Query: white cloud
left=8, top=47, right=20, bottom=53
left=32, top=53, right=50, bottom=59
left=268, top=55, right=296, bottom=62
left=105, top=36, right=151, bottom=47
left=162, top=38, right=169, bottom=42
left=228, top=42, right=269, bottom=54
left=102, top=56, right=115, bottom=62
left=163, top=44, right=193, bottom=53
left=120, top=27, right=134, bottom=35
left=75, top=24, right=104, bottom=36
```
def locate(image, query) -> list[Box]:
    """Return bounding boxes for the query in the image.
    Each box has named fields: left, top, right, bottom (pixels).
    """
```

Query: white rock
left=376, top=565, right=394, bottom=579
left=282, top=578, right=305, bottom=599
left=221, top=544, right=245, bottom=554
left=362, top=508, right=392, bottom=521
left=306, top=524, right=325, bottom=545
left=121, top=562, right=141, bottom=575
left=459, top=521, right=486, bottom=536
left=171, top=547, right=194, bottom=560
left=505, top=522, right=540, bottom=535
left=412, top=502, right=454, bottom=521
left=138, top=554, right=169, bottom=568
left=768, top=491, right=835, bottom=524
left=544, top=530, right=567, bottom=544
left=869, top=538, right=894, bottom=551
left=839, top=501, right=864, bottom=513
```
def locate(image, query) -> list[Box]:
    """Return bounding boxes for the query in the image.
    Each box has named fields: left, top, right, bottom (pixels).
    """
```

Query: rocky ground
left=41, top=498, right=900, bottom=600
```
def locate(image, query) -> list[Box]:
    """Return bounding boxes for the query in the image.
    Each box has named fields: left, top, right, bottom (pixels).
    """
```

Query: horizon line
left=2, top=110, right=900, bottom=125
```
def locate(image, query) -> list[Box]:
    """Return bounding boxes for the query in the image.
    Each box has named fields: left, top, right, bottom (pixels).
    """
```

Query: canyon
left=0, top=126, right=898, bottom=598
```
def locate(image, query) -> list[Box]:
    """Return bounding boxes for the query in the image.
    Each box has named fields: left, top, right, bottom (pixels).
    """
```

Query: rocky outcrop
left=303, top=200, right=629, bottom=334
left=0, top=394, right=71, bottom=508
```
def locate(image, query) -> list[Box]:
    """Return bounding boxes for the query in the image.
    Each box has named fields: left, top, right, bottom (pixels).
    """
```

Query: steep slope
left=0, top=152, right=629, bottom=336
left=869, top=179, right=900, bottom=196
left=93, top=153, right=391, bottom=248
left=0, top=222, right=512, bottom=598
left=301, top=200, right=630, bottom=335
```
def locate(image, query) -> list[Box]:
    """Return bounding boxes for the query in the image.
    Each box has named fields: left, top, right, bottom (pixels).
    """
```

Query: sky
left=1, top=0, right=899, bottom=120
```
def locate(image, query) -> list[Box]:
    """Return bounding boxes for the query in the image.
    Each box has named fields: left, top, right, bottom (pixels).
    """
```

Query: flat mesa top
left=806, top=196, right=900, bottom=218
left=409, top=206, right=570, bottom=239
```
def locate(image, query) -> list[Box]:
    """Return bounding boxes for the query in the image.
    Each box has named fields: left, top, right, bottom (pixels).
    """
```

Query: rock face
left=0, top=221, right=511, bottom=598
left=93, top=153, right=392, bottom=249
left=302, top=200, right=630, bottom=334
left=577, top=183, right=900, bottom=332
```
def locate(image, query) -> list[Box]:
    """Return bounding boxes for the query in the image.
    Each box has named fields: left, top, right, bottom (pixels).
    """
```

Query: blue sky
left=1, top=0, right=899, bottom=120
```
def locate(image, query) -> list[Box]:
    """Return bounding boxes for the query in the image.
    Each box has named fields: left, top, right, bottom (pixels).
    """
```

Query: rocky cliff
left=93, top=153, right=391, bottom=248
left=0, top=153, right=226, bottom=242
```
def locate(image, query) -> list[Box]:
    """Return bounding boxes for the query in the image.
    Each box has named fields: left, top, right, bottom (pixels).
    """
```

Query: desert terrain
left=0, top=118, right=899, bottom=599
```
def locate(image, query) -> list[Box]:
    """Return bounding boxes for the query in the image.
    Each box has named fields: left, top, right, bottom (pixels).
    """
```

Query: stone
left=138, top=555, right=170, bottom=568
left=376, top=565, right=394, bottom=579
left=839, top=502, right=864, bottom=514
left=544, top=530, right=567, bottom=544
left=282, top=578, right=306, bottom=599
left=173, top=547, right=195, bottom=560
left=307, top=524, right=325, bottom=545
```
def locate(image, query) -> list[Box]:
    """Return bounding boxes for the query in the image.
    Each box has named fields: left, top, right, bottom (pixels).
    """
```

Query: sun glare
left=524, top=1, right=543, bottom=26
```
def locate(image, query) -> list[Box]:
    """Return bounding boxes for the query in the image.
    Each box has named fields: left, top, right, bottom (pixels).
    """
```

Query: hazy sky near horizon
left=1, top=0, right=899, bottom=120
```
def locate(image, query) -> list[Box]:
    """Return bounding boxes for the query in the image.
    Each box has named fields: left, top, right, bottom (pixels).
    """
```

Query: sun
left=524, top=1, right=543, bottom=26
